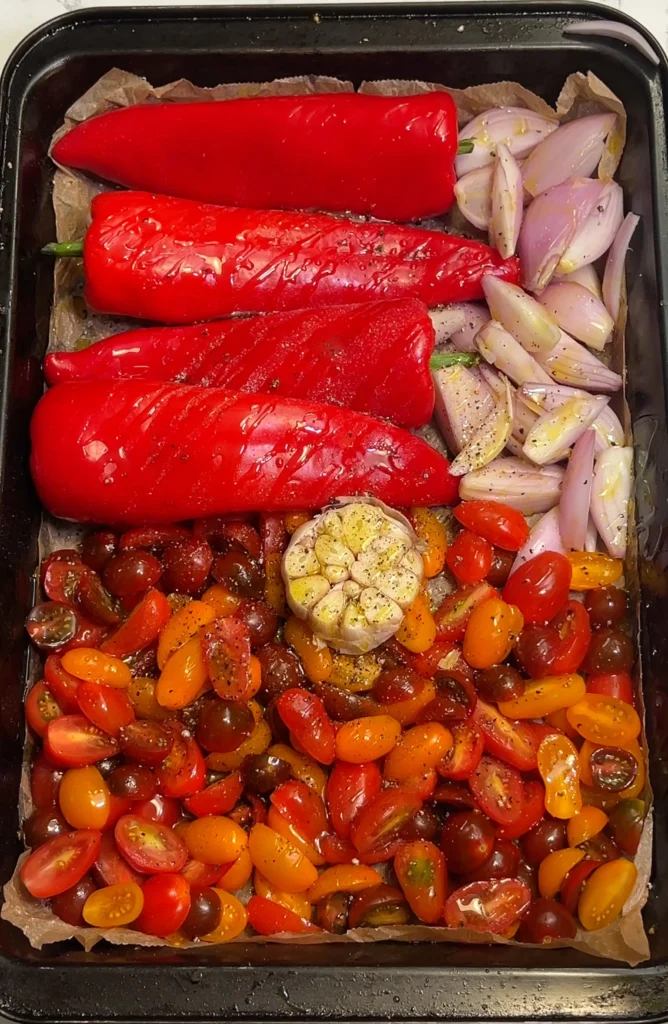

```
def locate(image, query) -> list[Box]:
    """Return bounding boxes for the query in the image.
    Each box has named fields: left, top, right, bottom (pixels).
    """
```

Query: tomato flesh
left=21, top=829, right=101, bottom=898
left=469, top=755, right=524, bottom=826
left=45, top=715, right=119, bottom=767
left=114, top=815, right=188, bottom=874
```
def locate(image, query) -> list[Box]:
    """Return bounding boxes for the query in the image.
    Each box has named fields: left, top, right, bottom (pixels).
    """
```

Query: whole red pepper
left=30, top=379, right=459, bottom=524
left=44, top=298, right=436, bottom=429
left=53, top=92, right=460, bottom=223
left=55, top=191, right=518, bottom=324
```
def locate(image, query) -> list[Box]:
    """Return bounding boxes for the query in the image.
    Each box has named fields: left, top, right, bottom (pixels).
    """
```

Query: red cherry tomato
left=587, top=672, right=634, bottom=705
left=26, top=681, right=62, bottom=738
left=156, top=726, right=206, bottom=799
left=276, top=689, right=336, bottom=765
left=100, top=589, right=171, bottom=658
left=132, top=794, right=182, bottom=827
left=31, top=754, right=64, bottom=809
left=43, top=559, right=92, bottom=607
left=184, top=771, right=244, bottom=818
left=454, top=501, right=530, bottom=553
left=446, top=531, right=493, bottom=585
left=119, top=526, right=191, bottom=550
left=44, top=715, right=119, bottom=768
left=326, top=761, right=382, bottom=840
left=105, top=794, right=135, bottom=830
left=437, top=720, right=484, bottom=781
left=472, top=699, right=542, bottom=771
left=413, top=641, right=474, bottom=684
left=93, top=832, right=144, bottom=887
left=136, top=873, right=191, bottom=937
left=444, top=878, right=531, bottom=933
left=350, top=786, right=422, bottom=855
left=44, top=654, right=81, bottom=712
left=62, top=614, right=109, bottom=652
left=434, top=582, right=497, bottom=642
left=495, top=780, right=546, bottom=840
left=470, top=755, right=524, bottom=826
left=549, top=601, right=591, bottom=674
left=182, top=860, right=226, bottom=887
left=271, top=781, right=329, bottom=844
left=559, top=858, right=601, bottom=916
left=247, top=895, right=319, bottom=935
left=115, top=815, right=188, bottom=874
left=502, top=553, right=572, bottom=625
left=76, top=682, right=135, bottom=737
left=20, top=828, right=101, bottom=898
left=200, top=617, right=255, bottom=702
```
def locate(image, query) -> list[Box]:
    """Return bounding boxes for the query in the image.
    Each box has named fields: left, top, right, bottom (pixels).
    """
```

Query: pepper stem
left=429, top=352, right=480, bottom=370
left=457, top=139, right=475, bottom=155
left=41, top=241, right=84, bottom=257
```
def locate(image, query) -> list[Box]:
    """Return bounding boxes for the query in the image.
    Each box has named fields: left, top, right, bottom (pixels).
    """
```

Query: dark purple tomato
left=589, top=746, right=639, bottom=792
left=374, top=668, right=424, bottom=705
left=76, top=574, right=122, bottom=626
left=196, top=699, right=254, bottom=753
left=50, top=873, right=97, bottom=926
left=607, top=799, right=645, bottom=856
left=475, top=665, right=525, bottom=703
left=119, top=720, right=175, bottom=764
left=487, top=549, right=515, bottom=588
left=26, top=602, right=77, bottom=650
left=583, top=587, right=628, bottom=630
left=583, top=629, right=634, bottom=675
left=161, top=540, right=213, bottom=595
left=108, top=764, right=158, bottom=800
left=400, top=806, right=441, bottom=842
left=460, top=839, right=520, bottom=884
left=313, top=681, right=379, bottom=722
left=243, top=754, right=292, bottom=794
left=316, top=892, right=351, bottom=934
left=235, top=600, right=279, bottom=648
left=441, top=810, right=495, bottom=874
left=180, top=887, right=222, bottom=939
left=23, top=808, right=69, bottom=848
left=81, top=532, right=118, bottom=572
left=521, top=819, right=567, bottom=867
left=349, top=884, right=409, bottom=928
left=212, top=550, right=263, bottom=599
left=103, top=551, right=162, bottom=598
left=517, top=898, right=577, bottom=943
left=256, top=643, right=304, bottom=702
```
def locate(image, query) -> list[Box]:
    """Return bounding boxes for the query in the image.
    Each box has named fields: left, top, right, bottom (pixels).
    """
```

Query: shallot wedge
left=449, top=375, right=514, bottom=476
left=482, top=276, right=560, bottom=356
left=489, top=144, right=523, bottom=259
left=590, top=446, right=633, bottom=559
left=559, top=428, right=596, bottom=550
left=522, top=393, right=609, bottom=465
left=433, top=364, right=495, bottom=454
left=558, top=182, right=623, bottom=275
left=517, top=383, right=625, bottom=451
left=539, top=282, right=614, bottom=350
left=603, top=213, right=640, bottom=323
left=459, top=457, right=564, bottom=514
left=456, top=107, right=558, bottom=176
left=521, top=113, right=616, bottom=197
left=477, top=320, right=554, bottom=387
left=557, top=263, right=602, bottom=297
left=429, top=307, right=468, bottom=345
left=536, top=331, right=622, bottom=392
left=510, top=506, right=565, bottom=574
left=449, top=303, right=491, bottom=353
left=454, top=166, right=493, bottom=230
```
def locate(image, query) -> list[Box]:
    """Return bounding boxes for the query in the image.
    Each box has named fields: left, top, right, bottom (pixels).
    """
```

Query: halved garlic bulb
left=282, top=498, right=425, bottom=655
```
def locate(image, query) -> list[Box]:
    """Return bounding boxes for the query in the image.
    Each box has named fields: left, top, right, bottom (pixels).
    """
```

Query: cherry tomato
left=26, top=681, right=62, bottom=738
left=200, top=617, right=257, bottom=702
left=307, top=864, right=382, bottom=905
left=409, top=507, right=447, bottom=578
left=326, top=761, right=382, bottom=840
left=103, top=550, right=162, bottom=598
left=395, top=592, right=437, bottom=654
left=115, top=815, right=188, bottom=874
left=101, top=589, right=171, bottom=659
left=244, top=752, right=292, bottom=794
left=45, top=715, right=118, bottom=768
left=196, top=698, right=254, bottom=753
left=460, top=838, right=520, bottom=884
left=434, top=582, right=497, bottom=643
left=23, top=807, right=68, bottom=849
left=315, top=891, right=351, bottom=934
left=51, top=874, right=97, bottom=926
left=276, top=689, right=336, bottom=765
left=179, top=886, right=222, bottom=939
left=62, top=613, right=108, bottom=652
left=184, top=816, right=248, bottom=866
left=348, top=883, right=410, bottom=927
left=502, top=553, right=572, bottom=625
left=58, top=766, right=110, bottom=830
left=566, top=552, right=623, bottom=591
left=469, top=755, right=524, bottom=826
left=496, top=780, right=546, bottom=841
left=380, top=678, right=437, bottom=727
left=335, top=715, right=401, bottom=764
left=156, top=601, right=212, bottom=669
left=119, top=720, right=174, bottom=764
left=463, top=598, right=523, bottom=670
left=538, top=847, right=585, bottom=898
left=76, top=682, right=134, bottom=737
left=445, top=878, right=531, bottom=933
left=417, top=671, right=477, bottom=724
left=472, top=699, right=541, bottom=771
left=119, top=525, right=190, bottom=551
left=559, top=858, right=600, bottom=916
left=44, top=654, right=81, bottom=711
left=351, top=786, right=422, bottom=855
left=413, top=642, right=472, bottom=683
left=475, top=665, right=524, bottom=703
left=81, top=531, right=117, bottom=571
left=156, top=726, right=206, bottom=798
left=521, top=818, right=567, bottom=866
left=132, top=794, right=181, bottom=827
left=587, top=672, right=634, bottom=705
left=566, top=694, right=641, bottom=746
left=582, top=629, right=634, bottom=675
left=284, top=616, right=332, bottom=684
left=31, top=754, right=64, bottom=809
left=184, top=771, right=244, bottom=817
left=516, top=897, right=577, bottom=943
left=93, top=832, right=144, bottom=887
left=270, top=781, right=328, bottom=845
left=578, top=858, right=637, bottom=931
left=42, top=558, right=91, bottom=606
left=394, top=840, right=446, bottom=924
left=216, top=847, right=253, bottom=893
left=385, top=723, right=452, bottom=784
left=567, top=806, right=608, bottom=847
left=206, top=718, right=272, bottom=772
left=584, top=586, right=628, bottom=629
left=454, top=500, right=529, bottom=552
left=160, top=538, right=213, bottom=594
left=440, top=810, right=495, bottom=873
left=498, top=673, right=585, bottom=720
left=589, top=746, right=639, bottom=792
left=248, top=823, right=318, bottom=893
left=247, top=895, right=319, bottom=935
left=537, top=734, right=581, bottom=819
left=74, top=572, right=121, bottom=628
left=446, top=531, right=493, bottom=585
left=155, top=636, right=208, bottom=711
left=551, top=601, right=592, bottom=673
left=21, top=828, right=101, bottom=898
left=437, top=720, right=484, bottom=781
left=136, top=873, right=191, bottom=937
left=83, top=881, right=144, bottom=928
left=608, top=799, right=645, bottom=856
left=61, top=648, right=131, bottom=689
left=26, top=602, right=78, bottom=651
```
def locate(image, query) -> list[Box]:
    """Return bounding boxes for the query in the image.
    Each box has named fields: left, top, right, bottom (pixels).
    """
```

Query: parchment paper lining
left=1, top=68, right=650, bottom=965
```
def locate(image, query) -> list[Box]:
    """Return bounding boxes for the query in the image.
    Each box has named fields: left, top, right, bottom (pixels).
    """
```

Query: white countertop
left=0, top=0, right=665, bottom=74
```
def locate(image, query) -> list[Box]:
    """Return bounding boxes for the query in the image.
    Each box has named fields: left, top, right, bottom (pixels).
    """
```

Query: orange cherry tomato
left=201, top=889, right=248, bottom=942
left=538, top=847, right=585, bottom=899
left=268, top=744, right=328, bottom=799
left=384, top=723, right=453, bottom=783
left=307, top=864, right=382, bottom=904
left=248, top=823, right=318, bottom=893
left=156, top=636, right=208, bottom=710
left=184, top=816, right=248, bottom=866
left=578, top=858, right=638, bottom=931
left=382, top=679, right=437, bottom=726
left=157, top=600, right=215, bottom=669
left=201, top=618, right=257, bottom=702
left=255, top=870, right=313, bottom=919
left=545, top=707, right=580, bottom=742
left=537, top=734, right=582, bottom=819
left=201, top=584, right=242, bottom=618
left=284, top=616, right=332, bottom=684
left=217, top=847, right=253, bottom=893
left=83, top=882, right=144, bottom=927
left=394, top=840, right=447, bottom=924
left=566, top=552, right=623, bottom=591
left=395, top=592, right=437, bottom=654
left=58, top=766, right=110, bottom=829
left=498, top=674, right=586, bottom=720
left=567, top=807, right=608, bottom=847
left=61, top=648, right=131, bottom=688
left=409, top=507, right=447, bottom=578
left=335, top=715, right=401, bottom=763
left=566, top=694, right=641, bottom=746
left=463, top=597, right=523, bottom=670
left=266, top=807, right=326, bottom=866
left=207, top=719, right=272, bottom=772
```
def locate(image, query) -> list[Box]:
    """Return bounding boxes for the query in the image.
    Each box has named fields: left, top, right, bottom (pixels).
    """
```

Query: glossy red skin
left=271, top=781, right=329, bottom=843
left=434, top=582, right=497, bottom=642
left=326, top=761, right=383, bottom=840
left=318, top=833, right=403, bottom=866
left=502, top=553, right=572, bottom=625
left=470, top=755, right=524, bottom=826
left=183, top=771, right=244, bottom=818
left=46, top=300, right=437, bottom=431
left=453, top=501, right=529, bottom=553
left=100, top=589, right=171, bottom=658
left=247, top=895, right=320, bottom=935
left=472, top=700, right=543, bottom=772
left=53, top=94, right=460, bottom=223
left=136, top=873, right=191, bottom=937
left=276, top=689, right=336, bottom=766
left=30, top=380, right=459, bottom=524
left=350, top=786, right=422, bottom=854
left=132, top=795, right=182, bottom=827
left=559, top=859, right=600, bottom=916
left=119, top=526, right=191, bottom=550
left=43, top=654, right=80, bottom=712
left=587, top=672, right=635, bottom=705
left=445, top=531, right=493, bottom=585
left=495, top=780, right=545, bottom=841
left=93, top=832, right=144, bottom=887
left=548, top=601, right=591, bottom=675
left=76, top=682, right=135, bottom=737
left=20, top=829, right=101, bottom=898
left=44, top=714, right=119, bottom=767
left=444, top=878, right=531, bottom=933
left=437, top=721, right=484, bottom=781
left=31, top=754, right=64, bottom=809
left=156, top=728, right=206, bottom=799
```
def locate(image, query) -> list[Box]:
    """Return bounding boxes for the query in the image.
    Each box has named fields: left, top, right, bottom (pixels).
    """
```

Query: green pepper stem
left=429, top=352, right=480, bottom=370
left=41, top=241, right=84, bottom=257
left=457, top=139, right=475, bottom=155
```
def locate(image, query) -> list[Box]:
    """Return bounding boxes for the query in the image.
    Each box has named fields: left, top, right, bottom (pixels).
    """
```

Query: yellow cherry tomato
left=248, top=823, right=318, bottom=893
left=254, top=870, right=313, bottom=919
left=384, top=723, right=453, bottom=784
left=83, top=882, right=144, bottom=927
left=545, top=707, right=580, bottom=742
left=567, top=807, right=608, bottom=847
left=395, top=592, right=437, bottom=654
left=410, top=507, right=447, bottom=578
left=268, top=744, right=328, bottom=799
left=566, top=694, right=641, bottom=746
left=306, top=865, right=382, bottom=904
left=201, top=889, right=248, bottom=943
left=201, top=584, right=242, bottom=618
left=157, top=600, right=216, bottom=669
left=382, top=679, right=437, bottom=726
left=127, top=676, right=173, bottom=721
left=578, top=858, right=638, bottom=931
left=499, top=674, right=586, bottom=719
left=328, top=652, right=381, bottom=692
left=266, top=806, right=326, bottom=866
left=335, top=715, right=401, bottom=763
left=206, top=719, right=272, bottom=772
left=284, top=616, right=332, bottom=684
left=217, top=848, right=253, bottom=893
left=156, top=636, right=208, bottom=710
left=61, top=648, right=131, bottom=688
left=184, top=816, right=248, bottom=866
left=58, top=766, right=110, bottom=829
left=538, top=848, right=585, bottom=899
left=463, top=597, right=523, bottom=670
left=537, top=734, right=582, bottom=819
left=566, top=552, right=623, bottom=591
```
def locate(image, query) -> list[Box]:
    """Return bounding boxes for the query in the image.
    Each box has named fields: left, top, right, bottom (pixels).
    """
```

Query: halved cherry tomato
left=132, top=794, right=182, bottom=827
left=26, top=681, right=62, bottom=738
left=498, top=674, right=586, bottom=720
left=284, top=616, right=332, bottom=684
left=307, top=865, right=382, bottom=904
left=201, top=617, right=257, bottom=702
left=136, top=873, right=191, bottom=937
left=184, top=815, right=248, bottom=866
left=566, top=552, right=623, bottom=591
left=381, top=678, right=437, bottom=726
left=567, top=806, right=608, bottom=847
left=120, top=719, right=175, bottom=765
left=409, top=507, right=448, bottom=578
left=545, top=706, right=580, bottom=742
left=538, top=847, right=585, bottom=898
left=184, top=771, right=244, bottom=818
left=472, top=699, right=541, bottom=771
left=248, top=823, right=318, bottom=893
left=446, top=531, right=493, bottom=585
left=326, top=761, right=382, bottom=840
left=437, top=720, right=484, bottom=781
left=93, top=832, right=144, bottom=887
left=268, top=744, right=327, bottom=799
left=156, top=726, right=206, bottom=798
left=202, top=583, right=242, bottom=619
left=266, top=807, right=325, bottom=866
left=537, top=734, right=581, bottom=819
left=271, top=781, right=328, bottom=845
left=395, top=591, right=437, bottom=654
left=43, top=559, right=92, bottom=607
left=549, top=601, right=592, bottom=674
left=444, top=878, right=531, bottom=933
left=578, top=858, right=637, bottom=931
left=115, top=815, right=188, bottom=874
left=318, top=833, right=402, bottom=866
left=83, top=881, right=144, bottom=927
left=463, top=597, right=523, bottom=670
left=217, top=847, right=253, bottom=892
left=385, top=723, right=452, bottom=783
left=560, top=858, right=600, bottom=915
left=335, top=715, right=401, bottom=763
left=254, top=871, right=312, bottom=919
left=394, top=840, right=447, bottom=924
left=503, top=553, right=572, bottom=625
left=182, top=860, right=225, bottom=887
left=21, top=828, right=101, bottom=898
left=27, top=602, right=78, bottom=654
left=495, top=780, right=545, bottom=841
left=44, top=654, right=81, bottom=712
left=61, top=648, right=131, bottom=688
left=59, top=766, right=110, bottom=830
left=454, top=500, right=529, bottom=552
left=100, top=589, right=171, bottom=659
left=45, top=715, right=119, bottom=767
left=119, top=525, right=191, bottom=550
left=566, top=694, right=641, bottom=746
left=157, top=601, right=214, bottom=669
left=587, top=672, right=634, bottom=705
left=435, top=582, right=498, bottom=642
left=350, top=786, right=422, bottom=855
left=247, top=895, right=319, bottom=935
left=126, top=676, right=173, bottom=722
left=470, top=755, right=524, bottom=826
left=156, top=636, right=208, bottom=710
left=76, top=681, right=135, bottom=737
left=413, top=641, right=473, bottom=682
left=276, top=689, right=336, bottom=765
left=201, top=889, right=249, bottom=942
left=207, top=718, right=272, bottom=772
